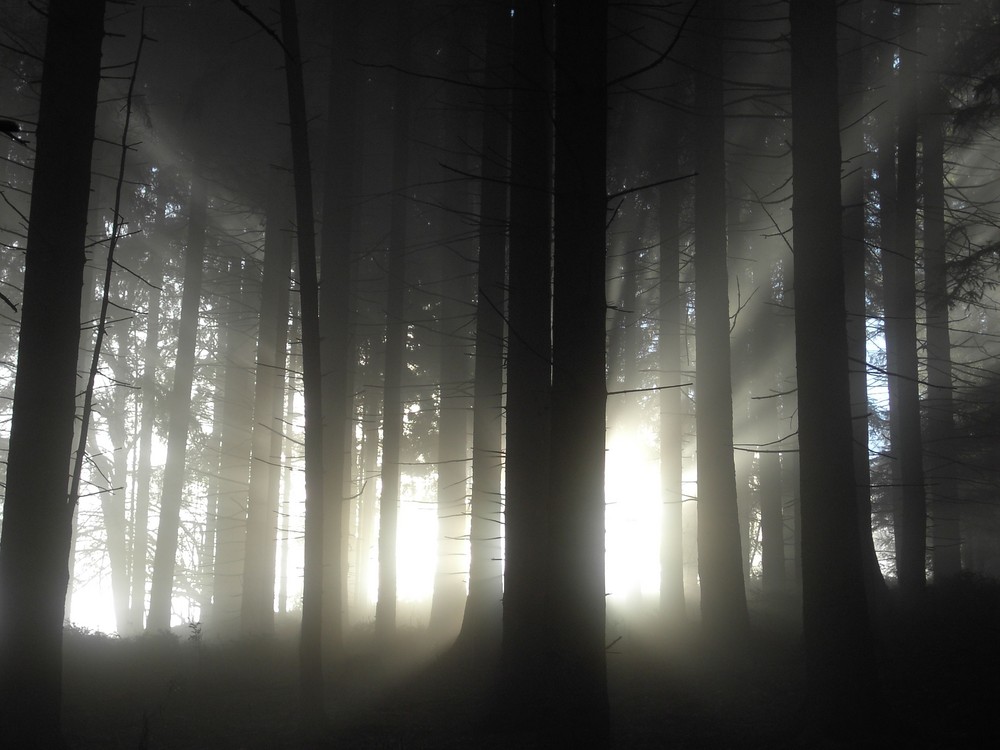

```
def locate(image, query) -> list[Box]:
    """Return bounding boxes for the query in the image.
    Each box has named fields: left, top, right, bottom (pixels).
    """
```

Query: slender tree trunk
left=547, top=1, right=610, bottom=743
left=131, top=199, right=166, bottom=634
left=212, top=255, right=255, bottom=636
left=920, top=7, right=961, bottom=582
left=659, top=133, right=685, bottom=620
left=242, top=175, right=293, bottom=636
left=147, top=173, right=208, bottom=633
left=279, top=0, right=326, bottom=727
left=841, top=0, right=887, bottom=607
left=790, top=0, right=877, bottom=738
left=692, top=0, right=749, bottom=641
left=375, top=0, right=413, bottom=647
left=319, top=0, right=362, bottom=658
left=887, top=3, right=927, bottom=600
left=0, top=2, right=105, bottom=744
left=461, top=0, right=509, bottom=650
left=429, top=5, right=473, bottom=641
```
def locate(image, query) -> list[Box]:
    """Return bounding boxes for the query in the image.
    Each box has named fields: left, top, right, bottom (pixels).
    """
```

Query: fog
left=2, top=0, right=1000, bottom=746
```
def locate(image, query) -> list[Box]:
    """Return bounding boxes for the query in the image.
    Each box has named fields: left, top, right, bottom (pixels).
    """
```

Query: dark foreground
left=61, top=576, right=1000, bottom=748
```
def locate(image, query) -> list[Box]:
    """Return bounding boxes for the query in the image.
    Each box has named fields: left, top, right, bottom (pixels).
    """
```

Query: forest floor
left=61, top=575, right=1000, bottom=749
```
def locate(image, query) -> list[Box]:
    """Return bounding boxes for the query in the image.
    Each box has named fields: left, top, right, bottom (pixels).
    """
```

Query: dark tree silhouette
left=0, top=1, right=106, bottom=745
left=547, top=0, right=610, bottom=743
left=789, top=0, right=877, bottom=739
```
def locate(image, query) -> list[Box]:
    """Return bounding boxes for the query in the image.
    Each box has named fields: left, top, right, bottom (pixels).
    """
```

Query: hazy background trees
left=4, top=0, right=1000, bottom=745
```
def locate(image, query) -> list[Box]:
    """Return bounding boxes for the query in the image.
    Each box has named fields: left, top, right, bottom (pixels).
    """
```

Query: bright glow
left=604, top=428, right=663, bottom=602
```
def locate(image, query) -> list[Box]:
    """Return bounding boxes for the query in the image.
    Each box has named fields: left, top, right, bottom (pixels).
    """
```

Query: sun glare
left=604, top=429, right=664, bottom=603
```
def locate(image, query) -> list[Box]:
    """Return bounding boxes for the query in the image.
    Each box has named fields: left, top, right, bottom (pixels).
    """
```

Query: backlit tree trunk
left=692, top=0, right=749, bottom=641
left=790, top=0, right=877, bottom=737
left=0, top=1, right=106, bottom=744
left=547, top=0, right=610, bottom=743
left=147, top=174, right=208, bottom=633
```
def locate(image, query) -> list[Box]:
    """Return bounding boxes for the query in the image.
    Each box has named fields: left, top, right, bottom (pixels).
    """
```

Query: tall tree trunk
left=692, top=0, right=749, bottom=641
left=319, top=0, right=362, bottom=658
left=790, top=0, right=878, bottom=738
left=147, top=173, right=208, bottom=632
left=0, top=1, right=105, bottom=744
left=658, top=133, right=685, bottom=620
left=887, top=3, right=928, bottom=600
left=279, top=0, right=326, bottom=728
left=131, top=187, right=167, bottom=634
left=840, top=0, right=887, bottom=608
left=920, top=7, right=961, bottom=582
left=547, top=0, right=610, bottom=743
left=375, top=0, right=413, bottom=647
left=429, top=4, right=473, bottom=641
left=242, top=175, right=293, bottom=636
left=211, top=254, right=255, bottom=636
left=461, top=0, right=509, bottom=650
left=501, top=0, right=553, bottom=721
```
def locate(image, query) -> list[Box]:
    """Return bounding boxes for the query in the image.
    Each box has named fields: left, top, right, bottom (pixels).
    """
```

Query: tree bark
left=790, top=0, right=878, bottom=738
left=319, top=0, right=362, bottom=658
left=547, top=0, right=610, bottom=743
left=692, top=0, right=749, bottom=641
left=501, top=0, right=553, bottom=721
left=0, top=1, right=105, bottom=744
left=461, top=0, right=509, bottom=651
left=887, top=2, right=928, bottom=600
left=279, top=0, right=326, bottom=727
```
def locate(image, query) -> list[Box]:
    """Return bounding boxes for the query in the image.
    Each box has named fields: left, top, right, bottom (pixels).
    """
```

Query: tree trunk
left=501, top=0, right=553, bottom=722
left=211, top=254, right=255, bottom=636
left=279, top=0, right=326, bottom=728
left=790, top=0, right=878, bottom=738
left=319, top=0, right=362, bottom=659
left=429, top=3, right=474, bottom=642
left=147, top=173, right=208, bottom=633
left=131, top=188, right=167, bottom=634
left=375, top=0, right=413, bottom=647
left=658, top=132, right=685, bottom=620
left=242, top=175, right=293, bottom=636
left=547, top=0, right=610, bottom=743
left=840, top=0, right=887, bottom=608
left=920, top=7, right=961, bottom=582
left=461, top=0, right=509, bottom=651
left=886, top=3, right=927, bottom=601
left=692, top=0, right=749, bottom=641
left=0, top=1, right=105, bottom=744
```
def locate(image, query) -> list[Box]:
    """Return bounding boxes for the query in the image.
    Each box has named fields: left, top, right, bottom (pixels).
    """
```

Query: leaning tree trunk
left=547, top=1, right=610, bottom=744
left=790, top=0, right=878, bottom=739
left=146, top=174, right=208, bottom=633
left=0, top=1, right=105, bottom=745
